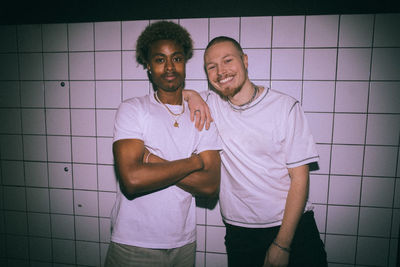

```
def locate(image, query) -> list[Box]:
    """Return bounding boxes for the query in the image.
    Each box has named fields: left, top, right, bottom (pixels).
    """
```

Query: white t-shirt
left=207, top=87, right=318, bottom=228
left=111, top=91, right=221, bottom=249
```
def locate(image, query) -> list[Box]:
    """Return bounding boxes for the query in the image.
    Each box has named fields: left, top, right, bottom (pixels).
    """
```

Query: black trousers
left=224, top=211, right=327, bottom=267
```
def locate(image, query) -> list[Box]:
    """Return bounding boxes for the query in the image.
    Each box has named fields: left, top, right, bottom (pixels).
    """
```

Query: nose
left=165, top=58, right=175, bottom=72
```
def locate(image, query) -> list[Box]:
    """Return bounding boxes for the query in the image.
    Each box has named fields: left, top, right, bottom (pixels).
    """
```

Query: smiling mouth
left=219, top=76, right=234, bottom=84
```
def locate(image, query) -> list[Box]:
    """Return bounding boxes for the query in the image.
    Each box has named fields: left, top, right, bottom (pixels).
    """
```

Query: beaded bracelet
left=272, top=241, right=291, bottom=253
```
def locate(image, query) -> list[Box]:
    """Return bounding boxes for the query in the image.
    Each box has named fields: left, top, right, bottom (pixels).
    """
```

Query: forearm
left=274, top=165, right=309, bottom=248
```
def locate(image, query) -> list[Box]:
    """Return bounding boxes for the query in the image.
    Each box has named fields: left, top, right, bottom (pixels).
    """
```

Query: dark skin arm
left=144, top=149, right=221, bottom=197
left=113, top=138, right=205, bottom=197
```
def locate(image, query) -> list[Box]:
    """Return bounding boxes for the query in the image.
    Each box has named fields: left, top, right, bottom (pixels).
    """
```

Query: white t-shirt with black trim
left=207, top=88, right=318, bottom=228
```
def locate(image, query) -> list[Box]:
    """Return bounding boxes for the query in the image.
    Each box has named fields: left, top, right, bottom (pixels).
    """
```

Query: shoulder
left=266, top=88, right=300, bottom=113
left=118, top=95, right=150, bottom=111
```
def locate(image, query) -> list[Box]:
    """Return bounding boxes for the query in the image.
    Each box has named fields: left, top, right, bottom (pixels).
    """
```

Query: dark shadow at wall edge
left=1, top=0, right=400, bottom=25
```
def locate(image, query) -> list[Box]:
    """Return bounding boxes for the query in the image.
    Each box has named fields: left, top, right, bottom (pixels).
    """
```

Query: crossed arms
left=113, top=138, right=221, bottom=198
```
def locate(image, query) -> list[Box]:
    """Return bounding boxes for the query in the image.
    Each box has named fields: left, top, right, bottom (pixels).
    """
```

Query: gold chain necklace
left=154, top=92, right=185, bottom=127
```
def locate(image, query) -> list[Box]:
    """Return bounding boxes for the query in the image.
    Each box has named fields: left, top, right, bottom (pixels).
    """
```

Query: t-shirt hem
left=111, top=236, right=196, bottom=249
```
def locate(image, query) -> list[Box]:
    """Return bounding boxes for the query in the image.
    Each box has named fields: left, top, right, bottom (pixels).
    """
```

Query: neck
left=228, top=80, right=255, bottom=106
left=156, top=89, right=183, bottom=105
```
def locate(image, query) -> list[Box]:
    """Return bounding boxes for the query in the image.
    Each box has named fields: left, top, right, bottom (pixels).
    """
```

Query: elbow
left=120, top=174, right=146, bottom=196
left=197, top=179, right=220, bottom=198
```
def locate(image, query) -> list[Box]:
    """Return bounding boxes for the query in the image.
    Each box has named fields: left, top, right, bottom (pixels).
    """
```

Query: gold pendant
left=174, top=121, right=179, bottom=127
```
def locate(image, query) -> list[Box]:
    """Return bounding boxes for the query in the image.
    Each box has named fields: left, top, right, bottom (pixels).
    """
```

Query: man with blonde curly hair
left=104, top=21, right=221, bottom=267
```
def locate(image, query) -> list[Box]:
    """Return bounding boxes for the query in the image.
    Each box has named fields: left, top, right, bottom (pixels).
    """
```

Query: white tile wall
left=0, top=13, right=399, bottom=267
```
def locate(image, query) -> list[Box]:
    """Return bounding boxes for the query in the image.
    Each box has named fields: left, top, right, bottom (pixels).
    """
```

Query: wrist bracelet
left=145, top=152, right=152, bottom=163
left=272, top=241, right=291, bottom=253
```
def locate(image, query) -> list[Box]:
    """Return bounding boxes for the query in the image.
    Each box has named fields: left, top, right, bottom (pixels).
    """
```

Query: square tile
left=46, top=108, right=71, bottom=135
left=70, top=81, right=95, bottom=108
left=29, top=237, right=52, bottom=261
left=69, top=52, right=95, bottom=80
left=339, top=14, right=374, bottom=47
left=23, top=135, right=47, bottom=161
left=48, top=162, right=72, bottom=188
left=270, top=81, right=302, bottom=102
left=74, top=190, right=98, bottom=216
left=361, top=177, right=395, bottom=208
left=366, top=114, right=400, bottom=145
left=325, top=234, right=356, bottom=263
left=331, top=145, right=364, bottom=175
left=184, top=80, right=209, bottom=93
left=337, top=48, right=372, bottom=81
left=186, top=49, right=207, bottom=80
left=305, top=113, right=333, bottom=143
left=51, top=214, right=75, bottom=239
left=371, top=48, right=400, bottom=80
left=122, top=20, right=148, bottom=50
left=394, top=181, right=400, bottom=208
left=97, top=137, right=114, bottom=164
left=73, top=163, right=97, bottom=190
left=271, top=49, right=303, bottom=80
left=205, top=252, right=228, bottom=266
left=335, top=81, right=369, bottom=113
left=0, top=25, right=17, bottom=52
left=49, top=189, right=73, bottom=214
left=333, top=114, right=367, bottom=144
left=43, top=53, right=69, bottom=80
left=1, top=134, right=23, bottom=160
left=240, top=16, right=272, bottom=48
left=24, top=161, right=48, bottom=187
left=122, top=51, right=148, bottom=79
left=312, top=204, right=327, bottom=232
left=196, top=225, right=206, bottom=251
left=304, top=49, right=337, bottom=80
left=1, top=160, right=24, bottom=186
left=97, top=165, right=117, bottom=192
left=100, top=217, right=111, bottom=242
left=368, top=82, right=400, bottom=113
left=20, top=81, right=45, bottom=108
left=4, top=211, right=27, bottom=235
left=97, top=109, right=117, bottom=137
left=52, top=239, right=76, bottom=264
left=95, top=21, right=121, bottom=50
left=302, top=81, right=335, bottom=112
left=392, top=209, right=399, bottom=238
left=309, top=174, right=328, bottom=204
left=76, top=241, right=100, bottom=266
left=180, top=18, right=209, bottom=49
left=42, top=24, right=68, bottom=52
left=71, top=109, right=96, bottom=136
left=96, top=81, right=122, bottom=108
left=95, top=51, right=121, bottom=80
left=19, top=53, right=43, bottom=80
left=5, top=235, right=29, bottom=260
left=75, top=216, right=99, bottom=242
left=305, top=15, right=339, bottom=47
left=44, top=81, right=70, bottom=108
left=68, top=22, right=94, bottom=51
left=272, top=16, right=305, bottom=47
left=363, top=146, right=397, bottom=177
left=245, top=48, right=270, bottom=80
left=358, top=207, right=392, bottom=237
left=47, top=136, right=71, bottom=162
left=17, top=24, right=42, bottom=52
left=356, top=237, right=389, bottom=266
left=209, top=17, right=240, bottom=41
left=0, top=109, right=21, bottom=134
left=3, top=186, right=26, bottom=211
left=26, top=187, right=49, bottom=212
left=206, top=226, right=226, bottom=253
left=99, top=192, right=116, bottom=217
left=0, top=54, right=19, bottom=80
left=122, top=81, right=149, bottom=100
left=314, top=144, right=331, bottom=174
left=0, top=81, right=20, bottom=107
left=72, top=137, right=97, bottom=163
left=27, top=212, right=51, bottom=237
left=373, top=13, right=400, bottom=47
left=21, top=108, right=46, bottom=134
left=328, top=175, right=361, bottom=205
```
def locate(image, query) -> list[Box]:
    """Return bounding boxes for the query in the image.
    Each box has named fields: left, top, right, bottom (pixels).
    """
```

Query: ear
left=242, top=54, right=249, bottom=69
left=146, top=64, right=151, bottom=72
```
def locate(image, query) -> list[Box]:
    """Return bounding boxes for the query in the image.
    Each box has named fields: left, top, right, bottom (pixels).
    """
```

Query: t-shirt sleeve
left=284, top=102, right=319, bottom=168
left=113, top=99, right=144, bottom=143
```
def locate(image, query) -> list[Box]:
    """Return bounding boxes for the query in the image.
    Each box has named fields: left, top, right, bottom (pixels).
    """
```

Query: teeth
left=219, top=76, right=233, bottom=84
